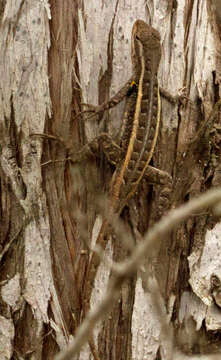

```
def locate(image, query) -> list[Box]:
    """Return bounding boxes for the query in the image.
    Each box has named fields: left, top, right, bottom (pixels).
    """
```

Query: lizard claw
left=159, top=86, right=190, bottom=105
left=171, top=87, right=190, bottom=105
left=177, top=87, right=191, bottom=105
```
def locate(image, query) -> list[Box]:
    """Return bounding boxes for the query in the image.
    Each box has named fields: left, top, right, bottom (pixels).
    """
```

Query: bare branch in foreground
left=55, top=188, right=221, bottom=360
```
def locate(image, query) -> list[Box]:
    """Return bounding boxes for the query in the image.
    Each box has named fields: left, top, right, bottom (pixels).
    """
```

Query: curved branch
left=55, top=187, right=221, bottom=360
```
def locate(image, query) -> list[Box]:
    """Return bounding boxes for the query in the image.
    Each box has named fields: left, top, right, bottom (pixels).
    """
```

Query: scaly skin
left=112, top=20, right=162, bottom=212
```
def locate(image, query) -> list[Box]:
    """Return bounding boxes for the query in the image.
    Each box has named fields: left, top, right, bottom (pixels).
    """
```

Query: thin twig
left=41, top=158, right=71, bottom=167
left=30, top=133, right=66, bottom=146
left=55, top=187, right=221, bottom=360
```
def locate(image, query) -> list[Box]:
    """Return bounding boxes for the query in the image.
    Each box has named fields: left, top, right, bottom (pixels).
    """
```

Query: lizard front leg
left=77, top=82, right=184, bottom=121
left=75, top=76, right=135, bottom=121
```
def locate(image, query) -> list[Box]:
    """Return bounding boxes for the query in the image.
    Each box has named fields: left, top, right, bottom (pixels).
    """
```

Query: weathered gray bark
left=1, top=0, right=221, bottom=359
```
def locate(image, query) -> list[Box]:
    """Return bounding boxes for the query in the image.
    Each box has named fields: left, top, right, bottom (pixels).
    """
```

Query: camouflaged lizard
left=70, top=20, right=172, bottom=308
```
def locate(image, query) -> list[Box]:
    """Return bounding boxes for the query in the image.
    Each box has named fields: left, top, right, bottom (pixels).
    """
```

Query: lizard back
left=110, top=20, right=162, bottom=212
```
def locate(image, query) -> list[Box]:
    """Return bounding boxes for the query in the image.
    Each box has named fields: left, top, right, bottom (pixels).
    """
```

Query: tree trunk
left=1, top=0, right=221, bottom=359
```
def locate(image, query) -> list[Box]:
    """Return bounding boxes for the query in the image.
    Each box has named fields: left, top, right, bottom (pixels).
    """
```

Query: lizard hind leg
left=143, top=165, right=172, bottom=186
left=98, top=133, right=122, bottom=166
left=143, top=165, right=173, bottom=216
left=69, top=132, right=123, bottom=166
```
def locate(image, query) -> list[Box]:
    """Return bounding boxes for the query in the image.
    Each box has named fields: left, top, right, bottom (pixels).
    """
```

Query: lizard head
left=131, top=20, right=161, bottom=74
left=132, top=20, right=161, bottom=48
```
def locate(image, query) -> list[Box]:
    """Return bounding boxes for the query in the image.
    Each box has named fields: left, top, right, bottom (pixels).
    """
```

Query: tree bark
left=1, top=0, right=221, bottom=359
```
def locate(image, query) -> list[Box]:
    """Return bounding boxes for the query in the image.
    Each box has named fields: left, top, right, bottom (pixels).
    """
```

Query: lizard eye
left=135, top=35, right=140, bottom=40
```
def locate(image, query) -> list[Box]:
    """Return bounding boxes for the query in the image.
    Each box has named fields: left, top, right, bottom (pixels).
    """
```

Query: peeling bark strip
left=0, top=0, right=69, bottom=358
left=0, top=0, right=51, bottom=206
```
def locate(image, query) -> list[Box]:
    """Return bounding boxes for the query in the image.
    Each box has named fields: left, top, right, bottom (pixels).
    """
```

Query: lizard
left=69, top=20, right=173, bottom=312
